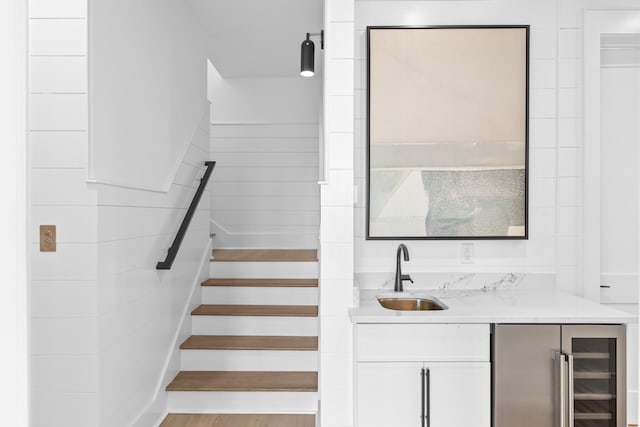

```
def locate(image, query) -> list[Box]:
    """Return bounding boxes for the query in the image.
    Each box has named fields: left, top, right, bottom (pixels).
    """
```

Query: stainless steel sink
left=377, top=296, right=448, bottom=311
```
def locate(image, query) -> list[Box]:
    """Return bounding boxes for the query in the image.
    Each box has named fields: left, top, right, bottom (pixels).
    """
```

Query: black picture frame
left=365, top=25, right=530, bottom=240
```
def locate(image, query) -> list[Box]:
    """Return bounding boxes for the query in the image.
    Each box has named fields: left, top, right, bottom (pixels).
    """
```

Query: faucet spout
left=394, top=244, right=413, bottom=292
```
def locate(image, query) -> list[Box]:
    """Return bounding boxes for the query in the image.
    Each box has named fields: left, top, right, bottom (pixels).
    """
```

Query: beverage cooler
left=494, top=324, right=626, bottom=427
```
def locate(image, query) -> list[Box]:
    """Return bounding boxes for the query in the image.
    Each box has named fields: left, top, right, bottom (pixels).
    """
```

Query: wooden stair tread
left=180, top=335, right=318, bottom=351
left=202, top=278, right=318, bottom=287
left=192, top=304, right=318, bottom=317
left=211, top=249, right=317, bottom=262
left=166, top=371, right=318, bottom=392
left=160, top=413, right=315, bottom=427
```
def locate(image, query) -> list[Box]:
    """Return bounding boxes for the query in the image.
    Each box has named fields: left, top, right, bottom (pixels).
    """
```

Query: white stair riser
left=167, top=391, right=318, bottom=414
left=210, top=261, right=318, bottom=279
left=180, top=349, right=318, bottom=371
left=209, top=231, right=318, bottom=250
left=192, top=316, right=318, bottom=336
left=201, top=286, right=318, bottom=305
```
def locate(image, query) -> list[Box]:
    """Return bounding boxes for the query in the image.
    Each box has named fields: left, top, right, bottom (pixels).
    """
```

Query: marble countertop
left=349, top=289, right=636, bottom=324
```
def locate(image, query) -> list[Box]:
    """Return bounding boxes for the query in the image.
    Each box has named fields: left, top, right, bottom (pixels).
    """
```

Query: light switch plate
left=40, top=225, right=56, bottom=252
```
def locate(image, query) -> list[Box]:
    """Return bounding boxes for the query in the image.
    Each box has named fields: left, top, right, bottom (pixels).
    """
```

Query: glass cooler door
left=562, top=325, right=626, bottom=427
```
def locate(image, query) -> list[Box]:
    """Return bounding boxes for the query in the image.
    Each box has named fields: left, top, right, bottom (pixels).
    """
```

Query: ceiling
left=188, top=0, right=324, bottom=78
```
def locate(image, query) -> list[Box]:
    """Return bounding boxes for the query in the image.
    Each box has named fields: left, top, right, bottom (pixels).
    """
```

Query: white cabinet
left=355, top=324, right=491, bottom=427
left=357, top=362, right=423, bottom=427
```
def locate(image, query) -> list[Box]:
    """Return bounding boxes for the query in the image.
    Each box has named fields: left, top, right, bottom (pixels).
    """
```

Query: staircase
left=161, top=249, right=319, bottom=427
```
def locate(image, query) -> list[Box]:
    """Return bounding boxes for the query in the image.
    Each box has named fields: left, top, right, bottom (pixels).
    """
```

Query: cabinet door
left=357, top=362, right=424, bottom=427
left=427, top=362, right=491, bottom=427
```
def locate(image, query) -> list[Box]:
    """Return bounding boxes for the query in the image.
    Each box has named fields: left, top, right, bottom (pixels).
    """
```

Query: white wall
left=209, top=68, right=321, bottom=124
left=353, top=0, right=640, bottom=293
left=209, top=68, right=321, bottom=248
left=0, top=0, right=28, bottom=425
left=28, top=1, right=99, bottom=424
left=317, top=1, right=640, bottom=426
left=319, top=1, right=356, bottom=426
left=600, top=65, right=639, bottom=289
left=91, top=2, right=211, bottom=424
left=28, top=1, right=212, bottom=425
left=566, top=10, right=639, bottom=420
left=90, top=0, right=208, bottom=191
left=599, top=32, right=640, bottom=424
left=355, top=0, right=561, bottom=288
left=96, top=119, right=211, bottom=426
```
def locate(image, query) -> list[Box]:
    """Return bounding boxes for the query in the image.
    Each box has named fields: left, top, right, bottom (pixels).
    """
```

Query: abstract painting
left=366, top=26, right=529, bottom=239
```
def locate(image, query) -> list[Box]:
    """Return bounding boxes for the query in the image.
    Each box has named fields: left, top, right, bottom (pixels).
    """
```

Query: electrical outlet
left=461, top=243, right=473, bottom=264
left=40, top=225, right=56, bottom=252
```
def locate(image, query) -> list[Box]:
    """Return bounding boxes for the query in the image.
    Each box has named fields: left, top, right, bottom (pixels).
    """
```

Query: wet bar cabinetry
left=350, top=290, right=633, bottom=427
left=354, top=324, right=491, bottom=427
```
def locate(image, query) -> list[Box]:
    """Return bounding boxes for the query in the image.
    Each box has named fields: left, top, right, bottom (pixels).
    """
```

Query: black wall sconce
left=300, top=30, right=324, bottom=77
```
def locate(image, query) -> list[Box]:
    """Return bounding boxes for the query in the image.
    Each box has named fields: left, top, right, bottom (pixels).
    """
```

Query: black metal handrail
left=156, top=161, right=216, bottom=270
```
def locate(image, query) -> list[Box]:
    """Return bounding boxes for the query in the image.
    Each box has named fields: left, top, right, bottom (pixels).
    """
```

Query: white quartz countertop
left=349, top=289, right=636, bottom=324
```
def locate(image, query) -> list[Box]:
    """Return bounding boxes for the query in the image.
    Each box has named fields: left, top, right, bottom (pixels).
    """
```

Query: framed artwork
left=366, top=26, right=529, bottom=240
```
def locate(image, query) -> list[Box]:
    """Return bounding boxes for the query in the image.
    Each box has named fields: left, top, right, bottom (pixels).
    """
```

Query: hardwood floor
left=159, top=413, right=315, bottom=427
left=211, top=249, right=317, bottom=262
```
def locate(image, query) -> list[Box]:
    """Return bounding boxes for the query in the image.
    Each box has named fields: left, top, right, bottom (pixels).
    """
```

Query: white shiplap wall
left=28, top=2, right=98, bottom=425
left=557, top=0, right=640, bottom=294
left=341, top=1, right=639, bottom=426
left=319, top=1, right=356, bottom=426
left=96, top=117, right=211, bottom=427
left=89, top=0, right=207, bottom=192
left=354, top=0, right=560, bottom=283
left=353, top=0, right=640, bottom=293
left=28, top=1, right=212, bottom=426
left=209, top=76, right=321, bottom=249
left=556, top=1, right=583, bottom=295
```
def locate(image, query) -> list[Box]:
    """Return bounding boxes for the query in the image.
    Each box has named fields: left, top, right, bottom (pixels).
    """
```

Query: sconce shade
left=300, top=38, right=315, bottom=77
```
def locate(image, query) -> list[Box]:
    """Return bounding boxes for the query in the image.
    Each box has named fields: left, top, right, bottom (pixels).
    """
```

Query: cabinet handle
left=421, top=368, right=426, bottom=427
left=425, top=368, right=431, bottom=427
left=556, top=352, right=567, bottom=427
left=567, top=354, right=574, bottom=427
